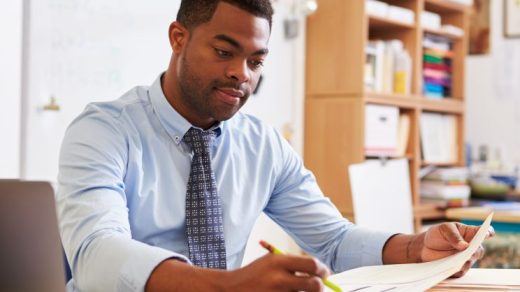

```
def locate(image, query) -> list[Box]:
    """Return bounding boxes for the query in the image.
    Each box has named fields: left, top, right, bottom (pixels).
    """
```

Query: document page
left=327, top=213, right=494, bottom=292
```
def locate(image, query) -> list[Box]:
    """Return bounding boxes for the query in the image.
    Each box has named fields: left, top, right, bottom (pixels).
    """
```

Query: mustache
left=213, top=81, right=248, bottom=92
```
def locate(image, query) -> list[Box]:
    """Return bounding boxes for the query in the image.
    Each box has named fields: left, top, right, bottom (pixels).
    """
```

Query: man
left=57, top=0, right=492, bottom=291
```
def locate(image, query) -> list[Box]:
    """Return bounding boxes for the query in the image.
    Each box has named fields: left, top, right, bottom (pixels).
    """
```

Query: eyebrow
left=214, top=34, right=269, bottom=55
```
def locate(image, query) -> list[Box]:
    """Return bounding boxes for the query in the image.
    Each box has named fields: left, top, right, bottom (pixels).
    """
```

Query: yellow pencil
left=259, top=240, right=343, bottom=292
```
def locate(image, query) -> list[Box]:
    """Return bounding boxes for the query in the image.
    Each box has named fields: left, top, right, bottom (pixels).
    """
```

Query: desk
left=429, top=268, right=520, bottom=291
left=446, top=206, right=520, bottom=232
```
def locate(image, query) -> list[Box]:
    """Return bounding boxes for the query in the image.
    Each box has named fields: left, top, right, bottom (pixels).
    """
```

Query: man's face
left=176, top=2, right=270, bottom=126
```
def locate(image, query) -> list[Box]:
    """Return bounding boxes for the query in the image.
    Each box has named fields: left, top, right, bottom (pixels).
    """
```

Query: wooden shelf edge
left=414, top=202, right=446, bottom=220
left=421, top=161, right=460, bottom=167
left=424, top=0, right=470, bottom=14
left=365, top=92, right=419, bottom=109
left=368, top=15, right=415, bottom=30
left=365, top=154, right=414, bottom=160
left=420, top=98, right=464, bottom=114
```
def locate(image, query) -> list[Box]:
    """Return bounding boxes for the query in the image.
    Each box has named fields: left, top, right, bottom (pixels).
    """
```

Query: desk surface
left=429, top=268, right=520, bottom=291
left=446, top=207, right=520, bottom=224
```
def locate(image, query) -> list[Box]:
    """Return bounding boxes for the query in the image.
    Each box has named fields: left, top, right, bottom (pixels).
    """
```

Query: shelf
left=305, top=0, right=469, bottom=231
left=420, top=161, right=459, bottom=167
left=414, top=202, right=446, bottom=220
left=420, top=97, right=464, bottom=114
left=365, top=154, right=414, bottom=160
left=368, top=15, right=415, bottom=30
left=423, top=28, right=463, bottom=40
left=365, top=92, right=418, bottom=109
left=424, top=0, right=470, bottom=14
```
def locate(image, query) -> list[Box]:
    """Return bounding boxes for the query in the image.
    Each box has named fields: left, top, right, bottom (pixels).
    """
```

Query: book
left=365, top=0, right=389, bottom=18
left=423, top=167, right=469, bottom=183
left=420, top=113, right=458, bottom=163
left=421, top=11, right=441, bottom=30
left=421, top=181, right=471, bottom=200
left=365, top=40, right=385, bottom=92
left=396, top=113, right=411, bottom=157
left=387, top=5, right=415, bottom=25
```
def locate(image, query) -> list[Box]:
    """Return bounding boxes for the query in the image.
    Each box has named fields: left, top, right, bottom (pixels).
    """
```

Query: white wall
left=0, top=0, right=23, bottom=178
left=466, top=0, right=520, bottom=169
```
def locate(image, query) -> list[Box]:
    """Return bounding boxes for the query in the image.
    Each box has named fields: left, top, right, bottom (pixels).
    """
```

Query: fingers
left=451, top=246, right=485, bottom=279
left=451, top=260, right=472, bottom=278
left=440, top=223, right=469, bottom=250
left=471, top=246, right=485, bottom=261
left=458, top=223, right=495, bottom=242
left=486, top=226, right=496, bottom=239
left=276, top=254, right=331, bottom=279
left=284, top=273, right=324, bottom=292
left=262, top=254, right=329, bottom=292
left=421, top=248, right=460, bottom=261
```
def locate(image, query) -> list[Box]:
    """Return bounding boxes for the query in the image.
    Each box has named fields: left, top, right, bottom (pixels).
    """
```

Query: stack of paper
left=436, top=268, right=520, bottom=290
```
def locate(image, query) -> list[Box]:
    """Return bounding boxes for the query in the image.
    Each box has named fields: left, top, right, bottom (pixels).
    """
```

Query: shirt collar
left=148, top=73, right=223, bottom=145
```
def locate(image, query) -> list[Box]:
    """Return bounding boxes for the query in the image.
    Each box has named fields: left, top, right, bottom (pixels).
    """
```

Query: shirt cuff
left=334, top=226, right=395, bottom=272
left=117, top=242, right=191, bottom=291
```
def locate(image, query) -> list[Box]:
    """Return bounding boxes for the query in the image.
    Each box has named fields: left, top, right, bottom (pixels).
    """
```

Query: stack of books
left=421, top=167, right=471, bottom=205
left=423, top=34, right=453, bottom=98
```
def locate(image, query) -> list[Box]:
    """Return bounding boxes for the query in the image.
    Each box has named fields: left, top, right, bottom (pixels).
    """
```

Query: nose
left=226, top=59, right=250, bottom=84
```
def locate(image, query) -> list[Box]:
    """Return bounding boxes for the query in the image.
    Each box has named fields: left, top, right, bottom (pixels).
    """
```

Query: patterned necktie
left=183, top=127, right=227, bottom=269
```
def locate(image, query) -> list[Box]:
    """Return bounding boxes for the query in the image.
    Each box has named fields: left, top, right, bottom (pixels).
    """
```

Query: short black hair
left=176, top=0, right=273, bottom=31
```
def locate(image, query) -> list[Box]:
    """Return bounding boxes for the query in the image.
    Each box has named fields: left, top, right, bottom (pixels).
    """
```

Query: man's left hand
left=420, top=222, right=495, bottom=277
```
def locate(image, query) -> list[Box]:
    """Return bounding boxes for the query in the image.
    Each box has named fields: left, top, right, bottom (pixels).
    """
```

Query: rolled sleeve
left=110, top=237, right=189, bottom=291
left=333, top=226, right=395, bottom=272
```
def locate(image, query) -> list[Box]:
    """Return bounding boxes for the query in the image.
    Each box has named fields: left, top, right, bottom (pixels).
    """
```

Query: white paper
left=349, top=159, right=414, bottom=234
left=327, top=213, right=494, bottom=292
left=438, top=268, right=520, bottom=288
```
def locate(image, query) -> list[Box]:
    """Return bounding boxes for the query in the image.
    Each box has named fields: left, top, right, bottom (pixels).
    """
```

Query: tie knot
left=183, top=127, right=216, bottom=154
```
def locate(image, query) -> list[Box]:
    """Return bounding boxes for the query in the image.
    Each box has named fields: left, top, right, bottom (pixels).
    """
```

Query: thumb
left=442, top=223, right=469, bottom=250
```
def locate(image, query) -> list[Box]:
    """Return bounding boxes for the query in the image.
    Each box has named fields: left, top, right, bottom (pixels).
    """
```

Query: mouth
left=214, top=88, right=244, bottom=106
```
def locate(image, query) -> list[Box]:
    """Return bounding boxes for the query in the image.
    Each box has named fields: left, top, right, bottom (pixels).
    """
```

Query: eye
left=214, top=48, right=232, bottom=58
left=249, top=59, right=264, bottom=70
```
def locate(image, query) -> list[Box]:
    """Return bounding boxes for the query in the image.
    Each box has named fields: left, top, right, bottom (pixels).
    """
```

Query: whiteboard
left=23, top=0, right=300, bottom=181
left=348, top=159, right=414, bottom=234
left=0, top=0, right=23, bottom=178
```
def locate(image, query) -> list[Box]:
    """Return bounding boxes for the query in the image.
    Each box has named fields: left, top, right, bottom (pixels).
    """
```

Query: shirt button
left=175, top=136, right=180, bottom=142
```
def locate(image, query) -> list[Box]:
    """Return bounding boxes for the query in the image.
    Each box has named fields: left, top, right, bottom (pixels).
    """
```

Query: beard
left=177, top=55, right=250, bottom=123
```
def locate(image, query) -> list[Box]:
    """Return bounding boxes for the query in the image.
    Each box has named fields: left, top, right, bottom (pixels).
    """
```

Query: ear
left=169, top=21, right=189, bottom=54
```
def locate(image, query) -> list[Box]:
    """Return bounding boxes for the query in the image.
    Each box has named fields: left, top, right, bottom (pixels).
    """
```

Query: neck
left=161, top=68, right=215, bottom=130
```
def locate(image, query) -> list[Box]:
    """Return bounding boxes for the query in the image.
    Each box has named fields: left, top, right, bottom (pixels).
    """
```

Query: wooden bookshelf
left=304, top=0, right=470, bottom=231
left=369, top=15, right=415, bottom=30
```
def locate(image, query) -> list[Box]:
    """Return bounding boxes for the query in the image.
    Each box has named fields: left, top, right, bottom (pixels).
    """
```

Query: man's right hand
left=146, top=253, right=331, bottom=292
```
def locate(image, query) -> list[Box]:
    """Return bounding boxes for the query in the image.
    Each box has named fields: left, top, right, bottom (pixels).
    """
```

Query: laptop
left=0, top=180, right=66, bottom=292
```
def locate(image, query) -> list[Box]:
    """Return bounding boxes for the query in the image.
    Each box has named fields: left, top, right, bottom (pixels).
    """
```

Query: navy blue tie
left=183, top=127, right=227, bottom=269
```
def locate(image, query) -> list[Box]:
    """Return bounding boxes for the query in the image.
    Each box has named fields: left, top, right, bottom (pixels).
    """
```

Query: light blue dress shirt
left=57, top=74, right=394, bottom=292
